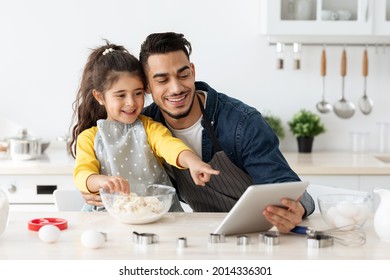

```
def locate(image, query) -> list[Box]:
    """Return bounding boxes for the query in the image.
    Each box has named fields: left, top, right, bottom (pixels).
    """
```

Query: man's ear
left=190, top=62, right=196, bottom=78
left=92, top=90, right=104, bottom=105
left=145, top=85, right=152, bottom=95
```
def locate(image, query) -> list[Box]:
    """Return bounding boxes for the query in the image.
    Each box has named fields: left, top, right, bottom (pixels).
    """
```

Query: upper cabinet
left=375, top=0, right=390, bottom=35
left=260, top=0, right=390, bottom=43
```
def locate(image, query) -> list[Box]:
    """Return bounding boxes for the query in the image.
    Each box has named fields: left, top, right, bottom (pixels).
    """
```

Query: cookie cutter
left=307, top=233, right=334, bottom=248
left=259, top=231, right=280, bottom=246
left=100, top=232, right=108, bottom=242
left=237, top=235, right=250, bottom=245
left=177, top=237, right=188, bottom=248
left=132, top=231, right=159, bottom=245
left=208, top=233, right=225, bottom=243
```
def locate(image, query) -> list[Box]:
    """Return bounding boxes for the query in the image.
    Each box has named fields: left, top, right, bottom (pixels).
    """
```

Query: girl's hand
left=87, top=174, right=130, bottom=194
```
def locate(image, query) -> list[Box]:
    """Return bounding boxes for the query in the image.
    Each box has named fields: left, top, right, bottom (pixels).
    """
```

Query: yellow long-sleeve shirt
left=74, top=115, right=190, bottom=193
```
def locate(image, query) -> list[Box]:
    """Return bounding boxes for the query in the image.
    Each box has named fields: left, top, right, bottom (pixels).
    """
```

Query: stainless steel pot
left=8, top=129, right=42, bottom=161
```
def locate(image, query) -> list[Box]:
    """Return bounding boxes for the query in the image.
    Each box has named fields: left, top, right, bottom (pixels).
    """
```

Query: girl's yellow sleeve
left=139, top=115, right=191, bottom=169
left=73, top=127, right=100, bottom=193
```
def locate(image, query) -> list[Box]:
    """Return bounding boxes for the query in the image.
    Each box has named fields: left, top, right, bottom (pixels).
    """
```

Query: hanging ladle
left=358, top=48, right=373, bottom=115
left=316, top=47, right=332, bottom=113
left=334, top=48, right=355, bottom=119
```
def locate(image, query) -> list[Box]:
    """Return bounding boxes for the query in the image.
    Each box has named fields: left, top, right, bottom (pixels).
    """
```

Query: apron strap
left=196, top=94, right=223, bottom=152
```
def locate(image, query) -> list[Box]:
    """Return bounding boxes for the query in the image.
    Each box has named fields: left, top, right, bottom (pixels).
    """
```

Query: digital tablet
left=213, top=181, right=309, bottom=236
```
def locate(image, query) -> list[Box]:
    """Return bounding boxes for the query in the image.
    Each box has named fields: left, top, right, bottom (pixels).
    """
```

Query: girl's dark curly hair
left=68, top=40, right=146, bottom=158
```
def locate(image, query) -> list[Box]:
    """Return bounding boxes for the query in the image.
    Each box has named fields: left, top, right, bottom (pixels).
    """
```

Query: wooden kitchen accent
left=1, top=212, right=389, bottom=260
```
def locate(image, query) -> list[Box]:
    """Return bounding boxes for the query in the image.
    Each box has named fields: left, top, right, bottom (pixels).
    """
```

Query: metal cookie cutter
left=132, top=231, right=159, bottom=245
left=259, top=231, right=280, bottom=246
left=208, top=233, right=225, bottom=243
left=177, top=237, right=188, bottom=249
left=307, top=233, right=334, bottom=248
left=100, top=232, right=108, bottom=242
left=237, top=235, right=250, bottom=245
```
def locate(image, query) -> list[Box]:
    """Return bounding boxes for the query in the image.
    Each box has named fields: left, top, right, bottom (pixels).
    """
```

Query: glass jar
left=0, top=189, right=9, bottom=237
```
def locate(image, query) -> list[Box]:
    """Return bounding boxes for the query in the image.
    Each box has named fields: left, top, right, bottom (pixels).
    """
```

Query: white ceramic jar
left=293, top=0, right=314, bottom=20
left=0, top=189, right=9, bottom=237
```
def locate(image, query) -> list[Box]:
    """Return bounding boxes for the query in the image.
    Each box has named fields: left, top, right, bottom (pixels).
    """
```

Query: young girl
left=69, top=42, right=219, bottom=211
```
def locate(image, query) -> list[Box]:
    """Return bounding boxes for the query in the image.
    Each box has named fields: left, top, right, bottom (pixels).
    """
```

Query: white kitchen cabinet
left=261, top=0, right=390, bottom=41
left=0, top=174, right=74, bottom=212
left=374, top=0, right=390, bottom=35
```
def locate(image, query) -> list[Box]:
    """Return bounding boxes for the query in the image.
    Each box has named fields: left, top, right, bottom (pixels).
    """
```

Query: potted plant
left=288, top=109, right=326, bottom=153
left=264, top=113, right=285, bottom=140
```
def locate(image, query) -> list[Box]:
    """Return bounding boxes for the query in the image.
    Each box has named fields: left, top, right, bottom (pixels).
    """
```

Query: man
left=84, top=32, right=314, bottom=233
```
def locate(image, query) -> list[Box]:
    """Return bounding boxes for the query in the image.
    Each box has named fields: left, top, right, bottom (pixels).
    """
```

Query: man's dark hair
left=139, top=32, right=192, bottom=70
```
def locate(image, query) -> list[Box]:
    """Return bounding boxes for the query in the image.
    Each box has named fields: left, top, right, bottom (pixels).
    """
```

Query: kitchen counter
left=0, top=148, right=74, bottom=175
left=0, top=212, right=389, bottom=260
left=283, top=152, right=390, bottom=175
left=1, top=150, right=389, bottom=176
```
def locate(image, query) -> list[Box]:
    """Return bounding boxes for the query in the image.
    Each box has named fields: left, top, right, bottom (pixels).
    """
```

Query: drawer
left=0, top=175, right=74, bottom=204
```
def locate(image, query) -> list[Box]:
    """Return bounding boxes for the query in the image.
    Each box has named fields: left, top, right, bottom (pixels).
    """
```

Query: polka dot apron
left=91, top=119, right=183, bottom=212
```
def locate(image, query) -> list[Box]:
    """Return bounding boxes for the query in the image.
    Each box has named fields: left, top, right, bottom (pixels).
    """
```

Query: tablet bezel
left=213, top=181, right=309, bottom=236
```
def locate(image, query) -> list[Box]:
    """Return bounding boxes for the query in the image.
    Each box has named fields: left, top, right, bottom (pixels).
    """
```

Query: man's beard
left=161, top=93, right=196, bottom=120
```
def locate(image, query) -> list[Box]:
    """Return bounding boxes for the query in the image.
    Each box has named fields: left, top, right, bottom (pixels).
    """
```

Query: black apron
left=171, top=95, right=253, bottom=212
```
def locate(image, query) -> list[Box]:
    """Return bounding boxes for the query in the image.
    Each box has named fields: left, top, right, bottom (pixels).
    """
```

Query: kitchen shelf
left=261, top=0, right=390, bottom=44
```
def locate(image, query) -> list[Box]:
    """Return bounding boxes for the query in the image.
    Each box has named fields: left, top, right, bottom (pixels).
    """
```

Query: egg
left=353, top=204, right=370, bottom=224
left=325, top=206, right=338, bottom=227
left=38, top=225, right=61, bottom=243
left=333, top=214, right=355, bottom=230
left=336, top=202, right=360, bottom=218
left=80, top=230, right=105, bottom=249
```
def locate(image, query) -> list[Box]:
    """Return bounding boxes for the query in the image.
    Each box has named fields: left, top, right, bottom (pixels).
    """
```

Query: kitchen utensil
left=318, top=193, right=372, bottom=228
left=100, top=184, right=175, bottom=224
left=237, top=235, right=250, bottom=245
left=8, top=131, right=42, bottom=161
left=292, top=224, right=366, bottom=247
left=307, top=233, right=334, bottom=248
left=358, top=48, right=373, bottom=114
left=27, top=217, right=68, bottom=231
left=6, top=129, right=49, bottom=160
left=316, top=48, right=332, bottom=113
left=334, top=48, right=355, bottom=119
left=259, top=231, right=280, bottom=246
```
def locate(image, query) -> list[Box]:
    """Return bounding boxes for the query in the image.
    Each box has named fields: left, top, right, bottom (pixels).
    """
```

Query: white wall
left=0, top=0, right=389, bottom=152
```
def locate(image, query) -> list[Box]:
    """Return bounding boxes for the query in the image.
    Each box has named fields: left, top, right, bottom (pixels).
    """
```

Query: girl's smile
left=94, top=72, right=145, bottom=124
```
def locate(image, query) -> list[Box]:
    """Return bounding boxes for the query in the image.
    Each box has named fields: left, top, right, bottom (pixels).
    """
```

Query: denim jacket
left=143, top=81, right=315, bottom=217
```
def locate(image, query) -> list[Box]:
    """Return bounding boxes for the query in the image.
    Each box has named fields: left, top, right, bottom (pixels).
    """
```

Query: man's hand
left=262, top=198, right=305, bottom=233
left=81, top=191, right=103, bottom=207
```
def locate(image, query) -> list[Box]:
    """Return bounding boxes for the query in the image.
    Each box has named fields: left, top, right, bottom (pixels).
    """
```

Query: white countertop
left=0, top=147, right=74, bottom=175
left=283, top=152, right=390, bottom=175
left=0, top=212, right=389, bottom=260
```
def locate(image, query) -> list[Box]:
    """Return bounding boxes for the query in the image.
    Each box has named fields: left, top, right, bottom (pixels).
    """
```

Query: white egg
left=353, top=204, right=370, bottom=224
left=333, top=214, right=355, bottom=230
left=336, top=202, right=360, bottom=218
left=325, top=206, right=338, bottom=227
left=38, top=225, right=61, bottom=243
left=80, top=230, right=105, bottom=249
